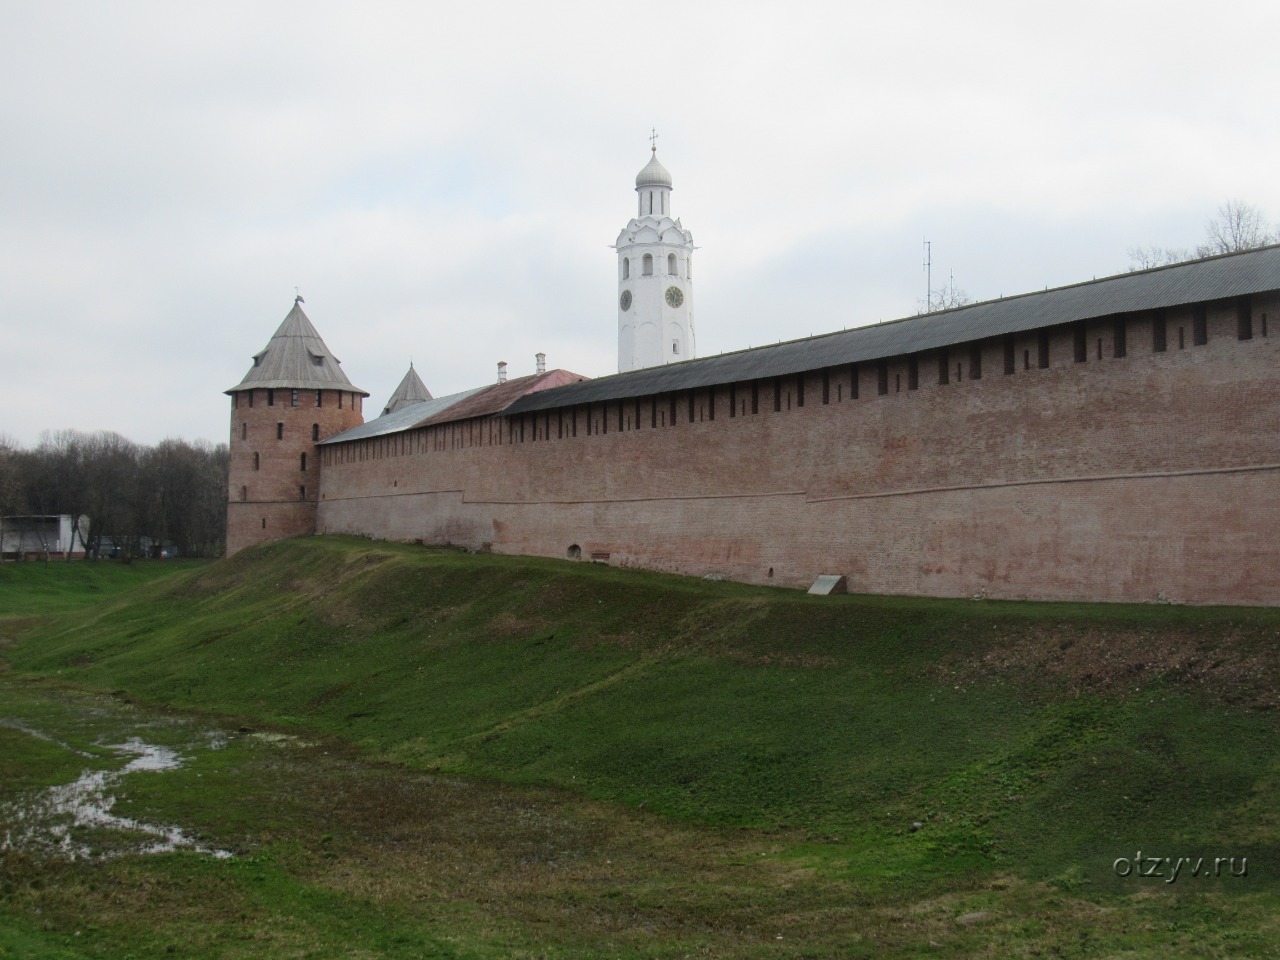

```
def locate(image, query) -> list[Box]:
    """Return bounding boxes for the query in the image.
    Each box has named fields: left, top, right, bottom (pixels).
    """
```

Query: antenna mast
left=922, top=239, right=932, bottom=312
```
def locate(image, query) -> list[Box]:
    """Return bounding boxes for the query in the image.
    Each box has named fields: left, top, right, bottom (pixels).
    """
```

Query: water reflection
left=1, top=733, right=233, bottom=861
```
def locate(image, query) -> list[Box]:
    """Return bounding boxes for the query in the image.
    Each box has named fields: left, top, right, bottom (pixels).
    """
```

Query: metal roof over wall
left=504, top=244, right=1280, bottom=416
left=320, top=370, right=588, bottom=445
left=318, top=385, right=487, bottom=444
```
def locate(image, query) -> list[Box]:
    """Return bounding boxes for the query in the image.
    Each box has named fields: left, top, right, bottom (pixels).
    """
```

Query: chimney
left=497, top=360, right=508, bottom=383
left=535, top=352, right=546, bottom=375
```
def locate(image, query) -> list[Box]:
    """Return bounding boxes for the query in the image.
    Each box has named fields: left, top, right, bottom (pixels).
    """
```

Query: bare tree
left=1196, top=200, right=1278, bottom=257
left=11, top=438, right=59, bottom=560
left=193, top=440, right=230, bottom=557
left=21, top=430, right=136, bottom=559
left=1130, top=200, right=1278, bottom=271
left=42, top=431, right=91, bottom=560
left=1125, top=244, right=1192, bottom=271
left=82, top=432, right=140, bottom=559
left=4, top=431, right=227, bottom=559
left=4, top=448, right=33, bottom=557
left=137, top=438, right=228, bottom=557
left=0, top=434, right=21, bottom=518
left=2, top=443, right=57, bottom=561
left=919, top=282, right=972, bottom=313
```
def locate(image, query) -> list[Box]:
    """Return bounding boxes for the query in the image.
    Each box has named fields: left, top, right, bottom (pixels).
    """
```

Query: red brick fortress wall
left=317, top=297, right=1280, bottom=604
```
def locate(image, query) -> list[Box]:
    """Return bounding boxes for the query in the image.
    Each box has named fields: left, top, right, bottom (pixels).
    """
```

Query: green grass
left=2, top=536, right=1279, bottom=957
left=0, top=557, right=209, bottom=618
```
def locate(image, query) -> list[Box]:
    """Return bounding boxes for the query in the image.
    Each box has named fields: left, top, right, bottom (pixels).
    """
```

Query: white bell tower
left=615, top=134, right=695, bottom=373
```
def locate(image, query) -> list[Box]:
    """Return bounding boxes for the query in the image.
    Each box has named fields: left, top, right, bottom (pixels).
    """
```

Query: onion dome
left=635, top=147, right=673, bottom=189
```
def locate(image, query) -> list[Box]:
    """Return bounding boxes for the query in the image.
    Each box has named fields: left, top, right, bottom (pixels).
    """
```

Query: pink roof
left=413, top=369, right=587, bottom=427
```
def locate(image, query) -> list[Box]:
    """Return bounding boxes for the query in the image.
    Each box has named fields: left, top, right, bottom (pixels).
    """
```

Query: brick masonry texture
left=305, top=296, right=1280, bottom=605
left=226, top=388, right=365, bottom=555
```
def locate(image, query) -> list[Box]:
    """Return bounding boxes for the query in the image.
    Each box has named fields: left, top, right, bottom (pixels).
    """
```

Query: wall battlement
left=314, top=292, right=1280, bottom=605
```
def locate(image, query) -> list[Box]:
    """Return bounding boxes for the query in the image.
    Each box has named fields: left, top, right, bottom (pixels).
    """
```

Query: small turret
left=381, top=362, right=433, bottom=416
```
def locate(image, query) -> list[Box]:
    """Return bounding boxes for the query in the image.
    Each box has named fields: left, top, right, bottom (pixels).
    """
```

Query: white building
left=1, top=515, right=89, bottom=560
left=615, top=145, right=695, bottom=372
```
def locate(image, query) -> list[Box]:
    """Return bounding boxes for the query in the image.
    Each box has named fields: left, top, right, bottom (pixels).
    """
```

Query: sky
left=3, top=0, right=1279, bottom=448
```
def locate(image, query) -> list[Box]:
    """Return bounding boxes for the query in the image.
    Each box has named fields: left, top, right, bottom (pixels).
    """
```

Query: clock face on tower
left=665, top=285, right=684, bottom=308
left=619, top=290, right=632, bottom=311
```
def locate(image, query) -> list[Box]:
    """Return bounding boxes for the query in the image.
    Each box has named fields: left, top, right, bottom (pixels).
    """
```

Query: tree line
left=1128, top=200, right=1278, bottom=270
left=0, top=431, right=228, bottom=559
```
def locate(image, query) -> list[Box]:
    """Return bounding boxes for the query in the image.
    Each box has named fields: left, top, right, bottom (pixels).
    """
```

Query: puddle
left=1, top=731, right=234, bottom=861
left=114, top=737, right=184, bottom=772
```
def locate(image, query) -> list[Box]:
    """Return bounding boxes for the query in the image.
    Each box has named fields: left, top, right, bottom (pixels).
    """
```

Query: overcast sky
left=3, top=0, right=1278, bottom=448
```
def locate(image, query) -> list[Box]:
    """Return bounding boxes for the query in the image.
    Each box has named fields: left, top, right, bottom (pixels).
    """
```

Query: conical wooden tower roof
left=227, top=298, right=367, bottom=395
left=381, top=362, right=433, bottom=416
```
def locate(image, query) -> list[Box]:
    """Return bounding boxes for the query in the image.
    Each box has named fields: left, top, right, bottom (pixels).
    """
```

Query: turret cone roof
left=381, top=363, right=433, bottom=416
left=227, top=299, right=368, bottom=396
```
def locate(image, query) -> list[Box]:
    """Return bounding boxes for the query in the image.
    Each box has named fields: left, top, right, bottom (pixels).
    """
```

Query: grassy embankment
left=2, top=537, right=1278, bottom=957
left=0, top=556, right=208, bottom=619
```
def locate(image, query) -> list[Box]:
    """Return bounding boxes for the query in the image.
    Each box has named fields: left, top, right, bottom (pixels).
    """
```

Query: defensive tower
left=225, top=297, right=368, bottom=555
left=381, top=362, right=432, bottom=416
left=615, top=137, right=695, bottom=372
